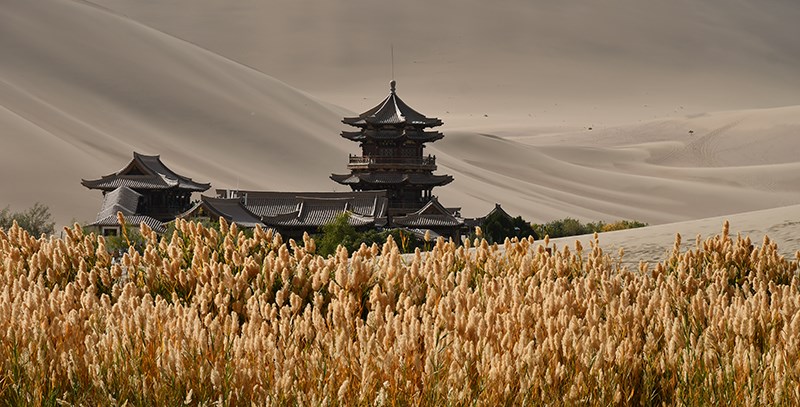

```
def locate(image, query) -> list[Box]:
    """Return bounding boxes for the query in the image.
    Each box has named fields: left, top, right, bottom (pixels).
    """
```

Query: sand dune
left=0, top=0, right=350, bottom=225
left=88, top=0, right=800, bottom=126
left=1, top=0, right=799, bottom=239
left=433, top=107, right=800, bottom=223
left=548, top=204, right=800, bottom=268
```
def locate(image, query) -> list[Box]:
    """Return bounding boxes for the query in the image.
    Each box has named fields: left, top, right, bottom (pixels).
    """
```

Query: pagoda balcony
left=347, top=155, right=437, bottom=170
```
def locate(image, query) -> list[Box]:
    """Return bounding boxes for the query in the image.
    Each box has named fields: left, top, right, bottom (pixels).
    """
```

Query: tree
left=316, top=213, right=359, bottom=257
left=0, top=202, right=55, bottom=236
left=482, top=211, right=538, bottom=243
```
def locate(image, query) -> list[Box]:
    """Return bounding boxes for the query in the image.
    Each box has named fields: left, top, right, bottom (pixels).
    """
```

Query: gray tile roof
left=218, top=190, right=389, bottom=218
left=91, top=214, right=166, bottom=234
left=392, top=198, right=464, bottom=228
left=82, top=152, right=210, bottom=192
left=330, top=172, right=453, bottom=187
left=341, top=129, right=444, bottom=142
left=342, top=81, right=443, bottom=128
left=96, top=186, right=142, bottom=220
left=179, top=197, right=265, bottom=228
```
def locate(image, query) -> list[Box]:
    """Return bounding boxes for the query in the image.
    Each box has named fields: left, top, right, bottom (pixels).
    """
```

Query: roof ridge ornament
left=390, top=80, right=396, bottom=94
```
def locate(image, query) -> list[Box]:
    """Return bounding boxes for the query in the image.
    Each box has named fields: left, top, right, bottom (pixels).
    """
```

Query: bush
left=0, top=202, right=55, bottom=236
left=533, top=217, right=647, bottom=239
left=315, top=213, right=421, bottom=257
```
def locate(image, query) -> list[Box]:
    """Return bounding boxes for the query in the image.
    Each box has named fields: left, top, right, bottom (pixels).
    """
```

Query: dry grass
left=1, top=216, right=799, bottom=405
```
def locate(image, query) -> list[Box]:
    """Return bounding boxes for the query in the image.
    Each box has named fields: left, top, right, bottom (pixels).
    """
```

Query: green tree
left=482, top=212, right=538, bottom=243
left=316, top=213, right=359, bottom=257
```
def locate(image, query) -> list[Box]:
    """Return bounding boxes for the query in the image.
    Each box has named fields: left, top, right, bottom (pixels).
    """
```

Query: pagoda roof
left=342, top=81, right=443, bottom=128
left=341, top=129, right=444, bottom=142
left=82, top=152, right=211, bottom=192
left=330, top=172, right=453, bottom=187
left=95, top=186, right=142, bottom=220
left=392, top=198, right=464, bottom=228
left=178, top=196, right=265, bottom=228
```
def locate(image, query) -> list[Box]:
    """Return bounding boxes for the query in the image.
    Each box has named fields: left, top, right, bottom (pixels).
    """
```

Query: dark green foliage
left=0, top=202, right=55, bottom=236
left=481, top=211, right=538, bottom=243
left=315, top=213, right=421, bottom=257
left=105, top=228, right=145, bottom=254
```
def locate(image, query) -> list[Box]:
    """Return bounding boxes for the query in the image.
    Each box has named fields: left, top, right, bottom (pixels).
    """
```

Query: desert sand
left=1, top=0, right=799, bottom=260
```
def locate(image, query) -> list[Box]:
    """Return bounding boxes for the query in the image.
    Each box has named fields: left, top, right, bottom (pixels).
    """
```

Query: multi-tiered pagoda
left=331, top=81, right=453, bottom=216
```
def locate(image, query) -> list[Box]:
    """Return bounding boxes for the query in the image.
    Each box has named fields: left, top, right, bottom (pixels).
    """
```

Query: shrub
left=533, top=217, right=647, bottom=238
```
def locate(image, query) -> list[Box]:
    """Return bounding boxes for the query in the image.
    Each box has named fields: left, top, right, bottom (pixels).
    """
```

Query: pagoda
left=82, top=152, right=210, bottom=223
left=331, top=80, right=453, bottom=216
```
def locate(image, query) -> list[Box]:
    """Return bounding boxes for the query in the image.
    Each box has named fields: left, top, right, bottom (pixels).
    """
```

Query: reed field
left=1, top=215, right=799, bottom=405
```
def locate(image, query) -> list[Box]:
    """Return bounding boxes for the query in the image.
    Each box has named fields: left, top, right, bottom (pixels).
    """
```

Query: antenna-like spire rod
left=390, top=44, right=396, bottom=93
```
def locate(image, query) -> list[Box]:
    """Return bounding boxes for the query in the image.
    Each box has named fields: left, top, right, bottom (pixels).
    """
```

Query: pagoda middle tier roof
left=330, top=172, right=453, bottom=187
left=342, top=81, right=442, bottom=128
left=341, top=129, right=443, bottom=142
left=82, top=152, right=210, bottom=192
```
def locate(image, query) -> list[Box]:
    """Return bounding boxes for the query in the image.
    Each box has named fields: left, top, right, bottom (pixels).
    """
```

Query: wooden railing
left=348, top=155, right=436, bottom=169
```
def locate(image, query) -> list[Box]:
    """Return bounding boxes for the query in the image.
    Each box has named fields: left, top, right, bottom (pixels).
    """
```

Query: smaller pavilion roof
left=392, top=198, right=464, bottom=228
left=82, top=152, right=210, bottom=192
left=178, top=196, right=265, bottom=228
left=342, top=81, right=443, bottom=128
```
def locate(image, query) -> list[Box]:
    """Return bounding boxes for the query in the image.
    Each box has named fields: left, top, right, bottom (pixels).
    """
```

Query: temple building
left=84, top=82, right=483, bottom=241
left=179, top=190, right=390, bottom=239
left=82, top=152, right=210, bottom=235
left=331, top=80, right=454, bottom=216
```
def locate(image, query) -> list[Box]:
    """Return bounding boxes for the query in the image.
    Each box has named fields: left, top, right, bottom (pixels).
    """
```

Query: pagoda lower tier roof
left=341, top=129, right=443, bottom=143
left=330, top=172, right=453, bottom=187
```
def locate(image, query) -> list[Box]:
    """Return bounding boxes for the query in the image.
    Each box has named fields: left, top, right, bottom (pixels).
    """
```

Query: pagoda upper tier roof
left=342, top=81, right=443, bottom=128
left=330, top=172, right=453, bottom=187
left=82, top=152, right=210, bottom=192
left=341, top=129, right=443, bottom=142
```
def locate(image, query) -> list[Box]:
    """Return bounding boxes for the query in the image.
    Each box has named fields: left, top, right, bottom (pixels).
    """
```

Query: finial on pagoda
left=390, top=80, right=396, bottom=94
